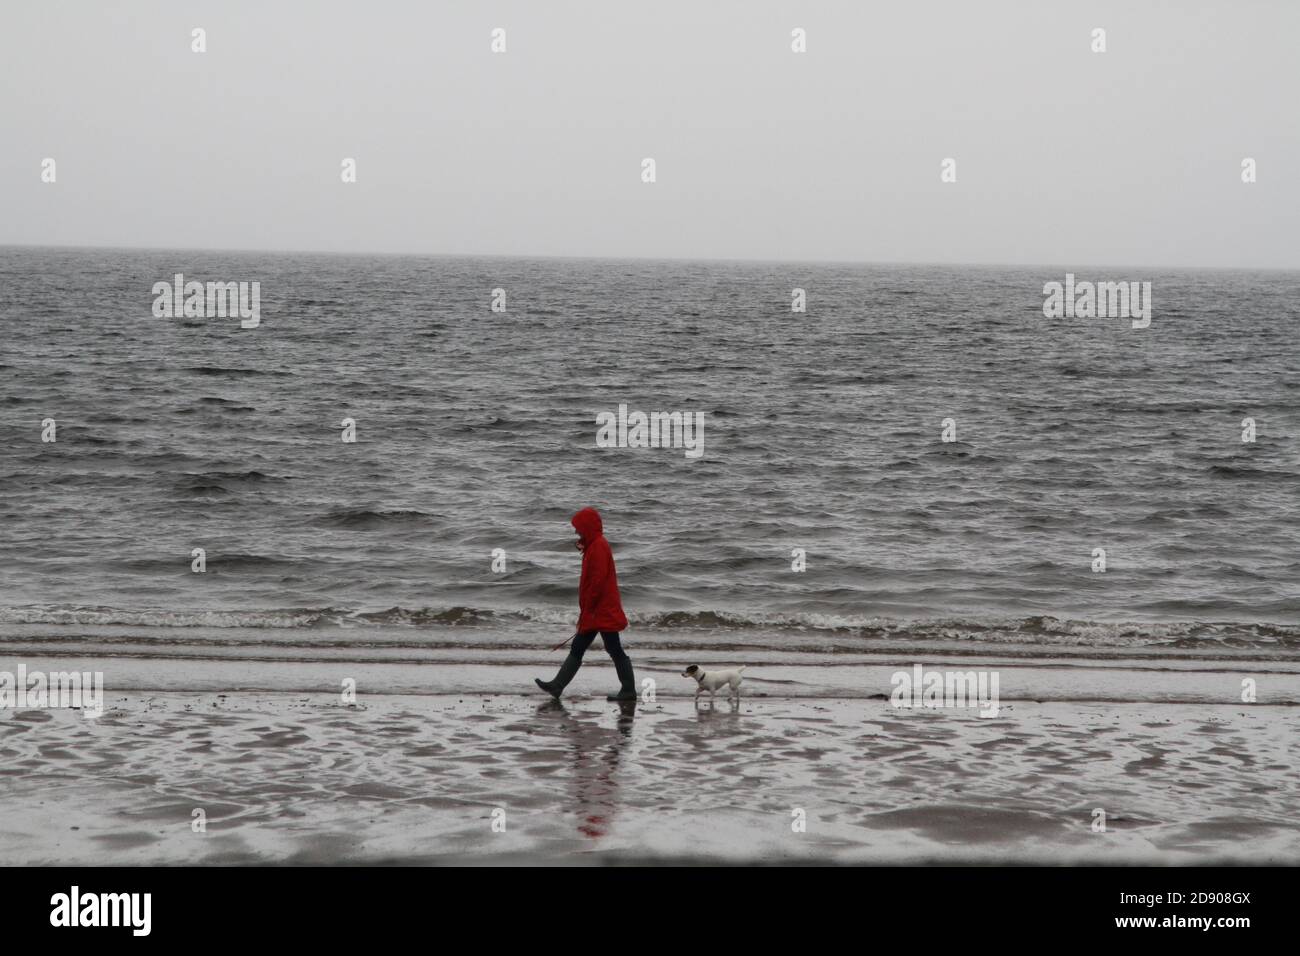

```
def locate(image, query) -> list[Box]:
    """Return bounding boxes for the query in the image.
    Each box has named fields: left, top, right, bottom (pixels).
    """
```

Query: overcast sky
left=1, top=0, right=1296, bottom=267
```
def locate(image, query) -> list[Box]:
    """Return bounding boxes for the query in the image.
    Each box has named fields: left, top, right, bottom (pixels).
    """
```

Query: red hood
left=571, top=507, right=603, bottom=546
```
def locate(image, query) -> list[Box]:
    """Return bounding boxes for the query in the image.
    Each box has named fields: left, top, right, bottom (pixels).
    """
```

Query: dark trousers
left=571, top=630, right=629, bottom=664
left=542, top=630, right=635, bottom=697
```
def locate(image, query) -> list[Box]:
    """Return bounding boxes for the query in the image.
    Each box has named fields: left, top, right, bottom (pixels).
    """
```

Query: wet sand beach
left=2, top=690, right=1295, bottom=865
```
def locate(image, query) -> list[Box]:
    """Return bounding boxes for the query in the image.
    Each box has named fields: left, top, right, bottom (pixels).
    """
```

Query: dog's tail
left=737, top=665, right=747, bottom=673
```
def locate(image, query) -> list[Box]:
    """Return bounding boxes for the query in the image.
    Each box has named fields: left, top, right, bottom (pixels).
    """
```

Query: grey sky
left=2, top=0, right=1296, bottom=267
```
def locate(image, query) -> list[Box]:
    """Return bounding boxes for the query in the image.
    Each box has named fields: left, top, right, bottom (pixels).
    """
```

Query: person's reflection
left=537, top=698, right=636, bottom=840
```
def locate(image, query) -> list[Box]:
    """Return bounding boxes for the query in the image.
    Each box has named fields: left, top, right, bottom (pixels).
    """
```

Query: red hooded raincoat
left=571, top=507, right=628, bottom=633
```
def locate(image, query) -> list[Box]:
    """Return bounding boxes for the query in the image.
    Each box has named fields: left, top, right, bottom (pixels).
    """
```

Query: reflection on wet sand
left=537, top=699, right=636, bottom=839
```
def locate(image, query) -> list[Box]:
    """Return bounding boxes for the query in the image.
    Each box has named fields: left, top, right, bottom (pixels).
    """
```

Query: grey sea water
left=1, top=246, right=1299, bottom=678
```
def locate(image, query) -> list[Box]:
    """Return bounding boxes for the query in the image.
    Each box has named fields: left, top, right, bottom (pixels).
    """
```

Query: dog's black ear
left=686, top=664, right=698, bottom=674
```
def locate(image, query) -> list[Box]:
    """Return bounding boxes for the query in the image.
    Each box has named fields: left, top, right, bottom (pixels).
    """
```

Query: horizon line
left=2, top=240, right=1298, bottom=274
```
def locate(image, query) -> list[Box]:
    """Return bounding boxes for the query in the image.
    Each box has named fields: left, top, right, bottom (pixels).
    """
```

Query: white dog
left=681, top=664, right=746, bottom=701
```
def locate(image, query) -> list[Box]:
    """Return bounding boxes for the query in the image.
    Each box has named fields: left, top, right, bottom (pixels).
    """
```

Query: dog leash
left=550, top=632, right=577, bottom=652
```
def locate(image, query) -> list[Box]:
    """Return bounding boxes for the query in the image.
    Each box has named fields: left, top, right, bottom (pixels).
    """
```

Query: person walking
left=536, top=507, right=636, bottom=701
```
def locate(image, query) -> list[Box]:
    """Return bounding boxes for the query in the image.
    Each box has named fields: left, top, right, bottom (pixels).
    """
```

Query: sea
left=2, top=246, right=1298, bottom=699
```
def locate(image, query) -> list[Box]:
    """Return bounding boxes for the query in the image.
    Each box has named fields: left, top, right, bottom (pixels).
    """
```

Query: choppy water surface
left=2, top=247, right=1299, bottom=672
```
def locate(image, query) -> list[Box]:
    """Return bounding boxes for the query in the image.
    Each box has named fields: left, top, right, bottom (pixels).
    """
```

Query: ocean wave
left=0, top=605, right=332, bottom=628
left=1208, top=464, right=1295, bottom=480
left=353, top=606, right=492, bottom=626
left=181, top=366, right=291, bottom=377
left=1, top=604, right=1296, bottom=648
left=119, top=553, right=304, bottom=572
left=314, top=508, right=444, bottom=529
left=171, top=471, right=296, bottom=498
left=177, top=470, right=292, bottom=487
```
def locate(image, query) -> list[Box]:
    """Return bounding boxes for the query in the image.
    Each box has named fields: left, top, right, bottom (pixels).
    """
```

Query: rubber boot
left=535, top=651, right=582, bottom=699
left=606, top=655, right=638, bottom=701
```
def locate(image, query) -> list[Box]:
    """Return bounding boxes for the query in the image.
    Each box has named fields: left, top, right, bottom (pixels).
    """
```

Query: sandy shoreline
left=2, top=691, right=1296, bottom=865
